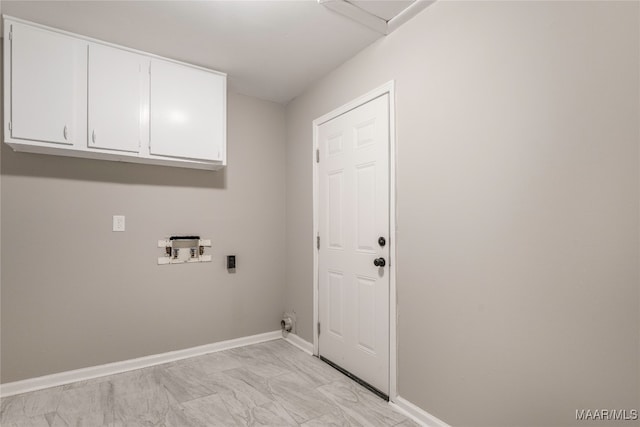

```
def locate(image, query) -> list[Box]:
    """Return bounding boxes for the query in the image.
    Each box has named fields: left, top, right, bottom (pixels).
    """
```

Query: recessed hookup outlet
left=282, top=311, right=296, bottom=334
left=227, top=255, right=236, bottom=270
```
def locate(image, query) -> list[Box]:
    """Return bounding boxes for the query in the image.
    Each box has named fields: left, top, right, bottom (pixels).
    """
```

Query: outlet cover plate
left=113, top=215, right=125, bottom=232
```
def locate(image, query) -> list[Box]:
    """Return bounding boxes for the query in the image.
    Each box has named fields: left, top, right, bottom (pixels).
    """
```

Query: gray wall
left=1, top=90, right=287, bottom=383
left=285, top=2, right=640, bottom=426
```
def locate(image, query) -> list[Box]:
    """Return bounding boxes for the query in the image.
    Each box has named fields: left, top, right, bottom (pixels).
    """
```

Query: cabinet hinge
left=317, top=234, right=320, bottom=250
left=316, top=149, right=319, bottom=163
left=317, top=322, right=321, bottom=336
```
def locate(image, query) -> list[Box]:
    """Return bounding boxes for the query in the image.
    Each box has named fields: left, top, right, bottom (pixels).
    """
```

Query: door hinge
left=316, top=149, right=319, bottom=163
left=9, top=28, right=12, bottom=41
left=8, top=122, right=12, bottom=131
left=317, top=234, right=320, bottom=250
left=317, top=322, right=321, bottom=336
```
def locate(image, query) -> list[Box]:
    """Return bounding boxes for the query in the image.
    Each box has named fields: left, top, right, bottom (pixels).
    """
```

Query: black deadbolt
left=378, top=237, right=386, bottom=247
left=373, top=257, right=386, bottom=267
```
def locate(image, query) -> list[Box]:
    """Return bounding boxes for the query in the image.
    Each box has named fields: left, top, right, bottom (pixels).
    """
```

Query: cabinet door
left=149, top=59, right=225, bottom=161
left=88, top=43, right=143, bottom=152
left=10, top=23, right=79, bottom=145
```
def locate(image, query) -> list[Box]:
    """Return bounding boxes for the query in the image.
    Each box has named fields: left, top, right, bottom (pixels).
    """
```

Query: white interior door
left=318, top=94, right=390, bottom=395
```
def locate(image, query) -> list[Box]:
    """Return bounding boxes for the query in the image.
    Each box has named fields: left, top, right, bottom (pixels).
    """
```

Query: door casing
left=312, top=80, right=397, bottom=401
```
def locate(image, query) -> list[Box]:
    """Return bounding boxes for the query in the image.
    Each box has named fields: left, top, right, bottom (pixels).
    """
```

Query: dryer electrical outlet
left=227, top=255, right=236, bottom=269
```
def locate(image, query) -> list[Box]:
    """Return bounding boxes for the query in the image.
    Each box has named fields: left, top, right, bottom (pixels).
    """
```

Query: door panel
left=328, top=171, right=345, bottom=249
left=328, top=271, right=345, bottom=339
left=356, top=163, right=376, bottom=253
left=318, top=94, right=390, bottom=395
left=356, top=275, right=376, bottom=352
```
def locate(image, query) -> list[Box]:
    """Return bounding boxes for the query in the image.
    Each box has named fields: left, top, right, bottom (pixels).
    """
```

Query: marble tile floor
left=0, top=339, right=418, bottom=426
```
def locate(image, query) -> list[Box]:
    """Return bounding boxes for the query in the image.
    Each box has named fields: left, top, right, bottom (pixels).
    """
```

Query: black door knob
left=378, top=237, right=386, bottom=247
left=373, top=257, right=386, bottom=267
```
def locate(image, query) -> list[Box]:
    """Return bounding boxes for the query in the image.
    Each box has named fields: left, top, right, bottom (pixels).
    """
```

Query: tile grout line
left=2, top=340, right=416, bottom=426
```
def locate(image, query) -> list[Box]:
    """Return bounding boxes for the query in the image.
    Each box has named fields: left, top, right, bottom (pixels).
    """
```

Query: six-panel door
left=318, top=94, right=390, bottom=395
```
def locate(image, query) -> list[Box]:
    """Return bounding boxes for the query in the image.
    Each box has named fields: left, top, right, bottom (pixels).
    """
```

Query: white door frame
left=312, top=80, right=397, bottom=401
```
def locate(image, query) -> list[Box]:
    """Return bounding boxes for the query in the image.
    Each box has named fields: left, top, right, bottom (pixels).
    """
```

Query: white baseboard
left=0, top=330, right=281, bottom=398
left=390, top=396, right=451, bottom=427
left=283, top=332, right=314, bottom=355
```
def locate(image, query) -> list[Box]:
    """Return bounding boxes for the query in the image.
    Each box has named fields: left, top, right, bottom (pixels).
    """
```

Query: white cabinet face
left=88, top=43, right=143, bottom=153
left=149, top=59, right=225, bottom=161
left=10, top=22, right=80, bottom=145
left=4, top=18, right=227, bottom=170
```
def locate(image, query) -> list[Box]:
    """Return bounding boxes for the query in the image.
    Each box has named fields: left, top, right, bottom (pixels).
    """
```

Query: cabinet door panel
left=88, top=44, right=143, bottom=152
left=11, top=23, right=78, bottom=145
left=149, top=60, right=224, bottom=161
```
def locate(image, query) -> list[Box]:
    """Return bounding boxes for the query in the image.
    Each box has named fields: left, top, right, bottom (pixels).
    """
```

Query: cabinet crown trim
left=2, top=14, right=227, bottom=77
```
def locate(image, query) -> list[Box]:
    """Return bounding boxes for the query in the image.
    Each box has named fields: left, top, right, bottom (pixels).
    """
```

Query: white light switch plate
left=113, top=215, right=125, bottom=232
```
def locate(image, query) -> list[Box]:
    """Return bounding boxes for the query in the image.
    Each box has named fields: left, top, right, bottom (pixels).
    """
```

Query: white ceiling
left=349, top=0, right=415, bottom=21
left=0, top=0, right=404, bottom=104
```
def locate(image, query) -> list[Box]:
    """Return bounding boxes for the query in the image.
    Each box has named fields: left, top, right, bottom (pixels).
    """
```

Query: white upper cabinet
left=149, top=59, right=226, bottom=162
left=9, top=22, right=84, bottom=145
left=3, top=17, right=227, bottom=170
left=88, top=43, right=145, bottom=153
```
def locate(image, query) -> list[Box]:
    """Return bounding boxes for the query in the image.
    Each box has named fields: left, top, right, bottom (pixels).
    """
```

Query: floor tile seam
left=269, top=368, right=302, bottom=382
left=270, top=378, right=353, bottom=426
left=271, top=395, right=318, bottom=427
left=177, top=373, right=221, bottom=398
left=219, top=390, right=263, bottom=426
